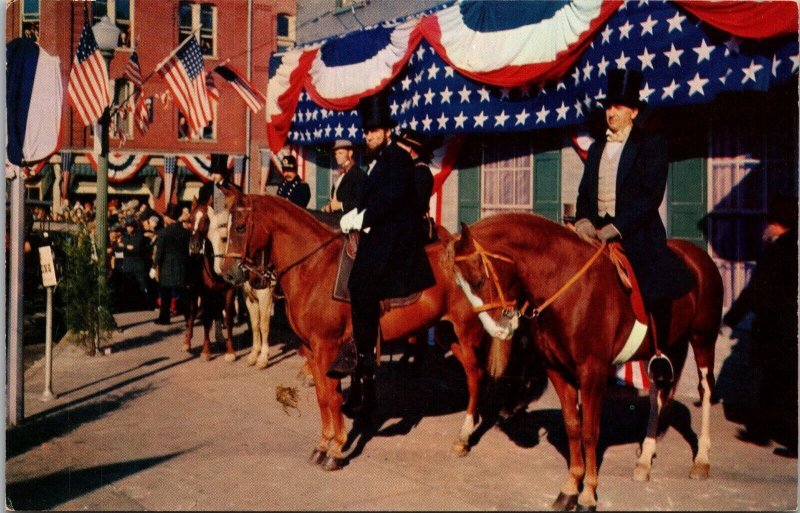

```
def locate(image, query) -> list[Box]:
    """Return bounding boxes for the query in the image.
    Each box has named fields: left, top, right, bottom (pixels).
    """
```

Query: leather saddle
left=606, top=241, right=648, bottom=324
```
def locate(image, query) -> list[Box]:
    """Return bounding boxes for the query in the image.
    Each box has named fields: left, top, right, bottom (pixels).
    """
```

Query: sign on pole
left=38, top=245, right=58, bottom=287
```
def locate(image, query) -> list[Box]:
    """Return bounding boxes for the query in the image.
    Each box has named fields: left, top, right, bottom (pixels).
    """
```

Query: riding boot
left=342, top=355, right=375, bottom=419
left=327, top=338, right=358, bottom=379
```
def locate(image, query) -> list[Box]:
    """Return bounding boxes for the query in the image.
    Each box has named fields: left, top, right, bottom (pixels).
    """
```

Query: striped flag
left=135, top=95, right=154, bottom=134
left=157, top=36, right=212, bottom=135
left=67, top=20, right=111, bottom=126
left=123, top=50, right=143, bottom=90
left=206, top=71, right=219, bottom=111
left=213, top=63, right=265, bottom=113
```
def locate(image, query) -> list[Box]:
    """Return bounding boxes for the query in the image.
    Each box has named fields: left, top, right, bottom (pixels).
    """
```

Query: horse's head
left=450, top=222, right=521, bottom=341
left=220, top=186, right=271, bottom=286
left=188, top=199, right=210, bottom=257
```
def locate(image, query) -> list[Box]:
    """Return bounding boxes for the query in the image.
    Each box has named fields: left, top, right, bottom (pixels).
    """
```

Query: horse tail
left=487, top=336, right=511, bottom=379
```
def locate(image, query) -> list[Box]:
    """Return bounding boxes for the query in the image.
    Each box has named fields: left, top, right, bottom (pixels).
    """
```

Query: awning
left=269, top=0, right=798, bottom=152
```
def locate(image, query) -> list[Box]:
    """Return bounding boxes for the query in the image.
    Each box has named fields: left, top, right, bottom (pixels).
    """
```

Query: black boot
left=342, top=357, right=375, bottom=419
left=327, top=338, right=358, bottom=379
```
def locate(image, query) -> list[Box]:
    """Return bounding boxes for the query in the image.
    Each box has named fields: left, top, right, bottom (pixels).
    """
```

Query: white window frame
left=177, top=110, right=217, bottom=142
left=276, top=13, right=296, bottom=51
left=480, top=138, right=534, bottom=218
left=92, top=0, right=135, bottom=50
left=179, top=2, right=217, bottom=58
left=21, top=0, right=40, bottom=42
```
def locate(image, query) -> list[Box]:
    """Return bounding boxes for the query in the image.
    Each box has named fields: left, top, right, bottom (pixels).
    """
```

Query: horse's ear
left=222, top=186, right=238, bottom=211
left=454, top=222, right=473, bottom=254
left=191, top=198, right=197, bottom=210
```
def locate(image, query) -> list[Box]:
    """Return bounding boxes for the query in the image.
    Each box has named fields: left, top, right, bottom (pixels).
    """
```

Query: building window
left=178, top=112, right=215, bottom=141
left=480, top=137, right=533, bottom=218
left=22, top=0, right=40, bottom=42
left=92, top=0, right=134, bottom=49
left=179, top=2, right=217, bottom=57
left=110, top=80, right=136, bottom=142
left=276, top=13, right=295, bottom=51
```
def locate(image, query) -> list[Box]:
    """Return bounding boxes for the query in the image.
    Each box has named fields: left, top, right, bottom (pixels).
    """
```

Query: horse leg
left=183, top=293, right=196, bottom=352
left=634, top=383, right=662, bottom=482
left=222, top=289, right=237, bottom=362
left=307, top=340, right=347, bottom=470
left=576, top=370, right=606, bottom=510
left=689, top=365, right=713, bottom=479
left=296, top=345, right=315, bottom=386
left=448, top=330, right=485, bottom=457
left=255, top=287, right=274, bottom=369
left=201, top=298, right=213, bottom=361
left=548, top=369, right=582, bottom=512
left=244, top=287, right=261, bottom=366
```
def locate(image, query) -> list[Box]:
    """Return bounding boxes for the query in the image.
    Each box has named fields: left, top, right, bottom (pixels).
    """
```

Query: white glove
left=149, top=267, right=158, bottom=280
left=339, top=208, right=358, bottom=232
left=352, top=209, right=365, bottom=231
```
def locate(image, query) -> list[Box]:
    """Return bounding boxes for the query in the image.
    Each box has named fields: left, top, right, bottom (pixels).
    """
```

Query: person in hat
left=322, top=139, right=365, bottom=215
left=327, top=92, right=436, bottom=418
left=153, top=203, right=191, bottom=325
left=396, top=128, right=438, bottom=243
left=197, top=153, right=241, bottom=208
left=119, top=215, right=153, bottom=310
left=723, top=195, right=798, bottom=455
left=276, top=155, right=311, bottom=208
left=574, top=68, right=695, bottom=388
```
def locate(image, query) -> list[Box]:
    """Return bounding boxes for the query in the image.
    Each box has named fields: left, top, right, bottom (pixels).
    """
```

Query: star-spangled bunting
left=281, top=1, right=798, bottom=148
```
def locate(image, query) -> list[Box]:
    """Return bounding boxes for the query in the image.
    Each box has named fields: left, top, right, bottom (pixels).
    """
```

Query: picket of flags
left=124, top=50, right=143, bottom=91
left=67, top=19, right=111, bottom=127
left=213, top=63, right=266, bottom=113
left=206, top=71, right=220, bottom=111
left=157, top=36, right=212, bottom=135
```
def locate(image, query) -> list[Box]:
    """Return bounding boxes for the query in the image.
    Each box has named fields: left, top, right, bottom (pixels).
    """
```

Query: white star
left=741, top=59, right=764, bottom=84
left=719, top=68, right=732, bottom=85
left=724, top=36, right=742, bottom=55
left=453, top=111, right=468, bottom=128
left=601, top=25, right=613, bottom=44
left=597, top=56, right=610, bottom=76
left=572, top=67, right=582, bottom=86
left=535, top=105, right=550, bottom=124
left=556, top=102, right=570, bottom=121
left=416, top=46, right=426, bottom=61
left=664, top=43, right=684, bottom=67
left=440, top=87, right=453, bottom=104
left=790, top=53, right=800, bottom=72
left=615, top=51, right=630, bottom=69
left=772, top=55, right=782, bottom=77
left=444, top=65, right=454, bottom=78
left=334, top=123, right=344, bottom=137
left=413, top=73, right=423, bottom=84
left=583, top=93, right=592, bottom=109
left=427, top=62, right=441, bottom=80
left=640, top=15, right=658, bottom=36
left=639, top=82, right=655, bottom=102
left=494, top=110, right=509, bottom=127
left=473, top=111, right=488, bottom=128
left=347, top=124, right=357, bottom=138
left=583, top=61, right=594, bottom=81
left=687, top=72, right=709, bottom=96
left=520, top=85, right=532, bottom=98
left=312, top=110, right=319, bottom=121
left=574, top=99, right=584, bottom=118
left=556, top=80, right=566, bottom=91
left=618, top=20, right=633, bottom=40
left=477, top=87, right=491, bottom=102
left=411, top=91, right=421, bottom=107
left=500, top=87, right=512, bottom=100
left=515, top=109, right=530, bottom=126
left=638, top=47, right=656, bottom=70
left=421, top=115, right=433, bottom=131
left=666, top=11, right=685, bottom=33
left=437, top=113, right=449, bottom=129
left=423, top=88, right=435, bottom=105
left=390, top=101, right=399, bottom=116
left=661, top=79, right=680, bottom=100
left=458, top=85, right=472, bottom=103
left=409, top=117, right=419, bottom=131
left=693, top=39, right=715, bottom=63
left=324, top=125, right=332, bottom=137
left=313, top=128, right=322, bottom=138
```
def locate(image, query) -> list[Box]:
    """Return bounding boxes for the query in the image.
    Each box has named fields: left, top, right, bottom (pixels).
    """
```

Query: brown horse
left=219, top=189, right=500, bottom=470
left=186, top=200, right=238, bottom=361
left=450, top=213, right=723, bottom=511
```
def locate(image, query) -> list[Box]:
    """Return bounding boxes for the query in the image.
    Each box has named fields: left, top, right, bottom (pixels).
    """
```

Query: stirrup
left=647, top=353, right=674, bottom=389
left=327, top=338, right=358, bottom=379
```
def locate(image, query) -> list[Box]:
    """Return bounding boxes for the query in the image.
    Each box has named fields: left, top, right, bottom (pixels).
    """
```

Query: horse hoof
left=689, top=462, right=710, bottom=480
left=633, top=463, right=650, bottom=482
left=308, top=448, right=327, bottom=466
left=224, top=353, right=236, bottom=363
left=576, top=504, right=596, bottom=512
left=201, top=352, right=212, bottom=362
left=552, top=492, right=578, bottom=511
left=246, top=354, right=258, bottom=366
left=256, top=359, right=269, bottom=369
left=181, top=343, right=191, bottom=352
left=451, top=441, right=470, bottom=457
left=320, top=454, right=344, bottom=471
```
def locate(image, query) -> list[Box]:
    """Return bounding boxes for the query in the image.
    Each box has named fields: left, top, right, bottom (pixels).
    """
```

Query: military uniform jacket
left=576, top=126, right=694, bottom=304
left=277, top=177, right=311, bottom=208
left=154, top=222, right=190, bottom=288
left=349, top=142, right=436, bottom=300
left=331, top=165, right=365, bottom=213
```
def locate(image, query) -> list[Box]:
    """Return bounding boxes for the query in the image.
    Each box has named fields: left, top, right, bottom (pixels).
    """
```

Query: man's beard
left=365, top=138, right=388, bottom=160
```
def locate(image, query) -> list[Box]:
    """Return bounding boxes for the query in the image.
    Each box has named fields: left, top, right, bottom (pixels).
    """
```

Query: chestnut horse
left=191, top=200, right=275, bottom=368
left=450, top=213, right=723, bottom=510
left=219, top=189, right=506, bottom=470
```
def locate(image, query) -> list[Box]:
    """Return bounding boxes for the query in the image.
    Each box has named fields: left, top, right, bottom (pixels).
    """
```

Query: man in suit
left=575, top=68, right=694, bottom=388
left=153, top=204, right=191, bottom=325
left=322, top=139, right=365, bottom=216
left=198, top=153, right=241, bottom=210
left=327, top=93, right=437, bottom=417
left=276, top=155, right=311, bottom=208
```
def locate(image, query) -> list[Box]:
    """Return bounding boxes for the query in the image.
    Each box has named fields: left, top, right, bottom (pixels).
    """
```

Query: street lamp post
left=91, top=16, right=119, bottom=280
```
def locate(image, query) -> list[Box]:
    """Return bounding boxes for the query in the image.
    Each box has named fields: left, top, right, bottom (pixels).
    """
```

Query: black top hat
left=397, top=128, right=439, bottom=160
left=602, top=69, right=643, bottom=108
left=209, top=153, right=230, bottom=176
left=358, top=93, right=397, bottom=131
left=281, top=155, right=298, bottom=172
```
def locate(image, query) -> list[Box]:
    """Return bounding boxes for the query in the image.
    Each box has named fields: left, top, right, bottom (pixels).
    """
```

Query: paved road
left=6, top=308, right=798, bottom=511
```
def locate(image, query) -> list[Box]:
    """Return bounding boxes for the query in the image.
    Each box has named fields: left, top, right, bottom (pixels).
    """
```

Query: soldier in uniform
left=276, top=155, right=311, bottom=208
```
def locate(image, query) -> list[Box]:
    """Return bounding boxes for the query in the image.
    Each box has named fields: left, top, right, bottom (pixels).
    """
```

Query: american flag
left=206, top=71, right=220, bottom=111
left=213, top=63, right=266, bottom=113
left=67, top=20, right=111, bottom=127
left=123, top=50, right=143, bottom=91
left=135, top=95, right=154, bottom=135
left=157, top=36, right=212, bottom=135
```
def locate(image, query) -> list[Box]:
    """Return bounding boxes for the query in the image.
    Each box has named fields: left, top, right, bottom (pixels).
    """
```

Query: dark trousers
left=158, top=286, right=186, bottom=323
left=351, top=290, right=380, bottom=374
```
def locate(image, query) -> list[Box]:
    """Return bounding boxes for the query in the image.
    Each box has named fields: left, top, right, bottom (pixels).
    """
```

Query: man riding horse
left=327, top=92, right=436, bottom=417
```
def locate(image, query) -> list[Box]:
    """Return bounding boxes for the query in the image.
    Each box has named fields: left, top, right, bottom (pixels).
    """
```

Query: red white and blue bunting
left=177, top=154, right=235, bottom=182
left=84, top=151, right=150, bottom=184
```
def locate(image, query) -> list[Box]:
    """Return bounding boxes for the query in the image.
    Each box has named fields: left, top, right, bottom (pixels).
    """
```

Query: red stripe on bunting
left=675, top=1, right=798, bottom=39
left=267, top=49, right=319, bottom=154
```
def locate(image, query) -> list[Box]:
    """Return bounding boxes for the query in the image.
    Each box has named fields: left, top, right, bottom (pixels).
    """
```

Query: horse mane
left=470, top=212, right=583, bottom=255
left=249, top=194, right=338, bottom=239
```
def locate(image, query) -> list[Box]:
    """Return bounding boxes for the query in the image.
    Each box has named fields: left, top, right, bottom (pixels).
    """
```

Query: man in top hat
left=575, top=68, right=694, bottom=388
left=322, top=139, right=365, bottom=215
left=198, top=153, right=241, bottom=209
left=396, top=128, right=438, bottom=243
left=276, top=155, right=311, bottom=208
left=328, top=92, right=436, bottom=417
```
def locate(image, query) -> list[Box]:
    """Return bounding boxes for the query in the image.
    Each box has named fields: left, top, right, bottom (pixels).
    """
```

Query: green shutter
left=458, top=165, right=481, bottom=226
left=533, top=150, right=561, bottom=221
left=315, top=148, right=331, bottom=209
left=668, top=157, right=706, bottom=248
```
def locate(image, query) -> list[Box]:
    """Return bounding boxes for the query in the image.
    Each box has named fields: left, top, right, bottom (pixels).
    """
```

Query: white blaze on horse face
left=455, top=271, right=514, bottom=340
left=193, top=209, right=203, bottom=233
left=207, top=206, right=229, bottom=276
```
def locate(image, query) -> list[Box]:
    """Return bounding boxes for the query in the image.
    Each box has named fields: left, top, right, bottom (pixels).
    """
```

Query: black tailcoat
left=154, top=222, right=190, bottom=288
left=332, top=165, right=365, bottom=213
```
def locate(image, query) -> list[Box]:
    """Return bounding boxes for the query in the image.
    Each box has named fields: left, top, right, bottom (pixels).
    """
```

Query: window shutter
left=458, top=165, right=481, bottom=225
left=315, top=147, right=332, bottom=209
left=533, top=150, right=560, bottom=221
left=668, top=158, right=707, bottom=248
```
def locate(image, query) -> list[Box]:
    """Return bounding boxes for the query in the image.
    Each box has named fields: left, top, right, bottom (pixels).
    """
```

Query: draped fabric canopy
left=267, top=0, right=799, bottom=153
